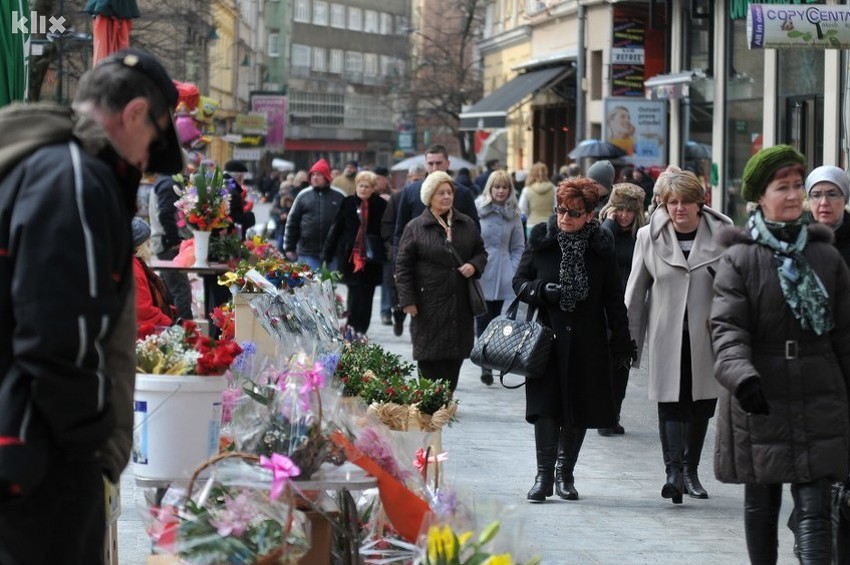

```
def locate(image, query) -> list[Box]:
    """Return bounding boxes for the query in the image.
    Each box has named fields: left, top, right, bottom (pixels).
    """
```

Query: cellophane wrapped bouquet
left=145, top=452, right=310, bottom=565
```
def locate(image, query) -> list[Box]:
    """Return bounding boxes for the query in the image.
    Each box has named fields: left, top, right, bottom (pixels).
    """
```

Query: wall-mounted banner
left=748, top=3, right=850, bottom=48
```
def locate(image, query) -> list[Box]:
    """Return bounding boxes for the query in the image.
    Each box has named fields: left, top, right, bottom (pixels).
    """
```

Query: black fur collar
left=527, top=214, right=615, bottom=256
left=718, top=221, right=835, bottom=248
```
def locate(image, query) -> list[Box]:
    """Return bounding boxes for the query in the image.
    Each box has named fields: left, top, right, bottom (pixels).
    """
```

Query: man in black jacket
left=149, top=173, right=193, bottom=319
left=0, top=49, right=183, bottom=564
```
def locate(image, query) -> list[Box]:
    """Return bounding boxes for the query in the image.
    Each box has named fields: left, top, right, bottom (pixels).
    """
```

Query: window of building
left=292, top=43, right=311, bottom=67
left=380, top=13, right=393, bottom=35
left=268, top=32, right=280, bottom=57
left=364, top=10, right=378, bottom=33
left=590, top=50, right=602, bottom=100
left=345, top=51, right=363, bottom=73
left=313, top=1, right=328, bottom=26
left=294, top=0, right=310, bottom=23
left=312, top=47, right=326, bottom=71
left=348, top=7, right=362, bottom=31
left=330, top=4, right=345, bottom=28
left=329, top=49, right=344, bottom=73
left=396, top=16, right=408, bottom=35
left=364, top=53, right=378, bottom=76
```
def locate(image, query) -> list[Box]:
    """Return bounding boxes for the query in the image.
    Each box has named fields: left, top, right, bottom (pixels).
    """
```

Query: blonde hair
left=479, top=170, right=520, bottom=215
left=657, top=165, right=705, bottom=206
left=526, top=162, right=550, bottom=185
left=354, top=170, right=377, bottom=187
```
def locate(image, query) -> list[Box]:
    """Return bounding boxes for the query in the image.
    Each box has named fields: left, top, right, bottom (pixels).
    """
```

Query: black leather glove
left=735, top=377, right=770, bottom=415
left=543, top=283, right=562, bottom=304
left=612, top=339, right=638, bottom=370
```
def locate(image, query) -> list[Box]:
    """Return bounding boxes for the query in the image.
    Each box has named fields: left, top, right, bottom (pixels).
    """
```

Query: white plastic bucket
left=133, top=374, right=226, bottom=482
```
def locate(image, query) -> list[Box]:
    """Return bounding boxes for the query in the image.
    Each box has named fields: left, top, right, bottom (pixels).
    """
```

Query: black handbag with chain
left=470, top=284, right=555, bottom=389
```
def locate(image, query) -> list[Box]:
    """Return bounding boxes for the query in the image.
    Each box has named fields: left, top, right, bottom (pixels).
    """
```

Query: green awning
left=0, top=0, right=29, bottom=107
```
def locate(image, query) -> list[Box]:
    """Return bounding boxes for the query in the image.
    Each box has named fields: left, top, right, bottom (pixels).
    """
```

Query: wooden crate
left=233, top=293, right=279, bottom=359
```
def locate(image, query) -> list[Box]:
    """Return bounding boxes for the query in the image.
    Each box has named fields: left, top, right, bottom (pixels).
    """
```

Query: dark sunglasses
left=147, top=110, right=169, bottom=153
left=556, top=206, right=586, bottom=218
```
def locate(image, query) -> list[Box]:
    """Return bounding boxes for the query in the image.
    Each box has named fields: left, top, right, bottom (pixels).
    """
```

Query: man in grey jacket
left=0, top=49, right=183, bottom=564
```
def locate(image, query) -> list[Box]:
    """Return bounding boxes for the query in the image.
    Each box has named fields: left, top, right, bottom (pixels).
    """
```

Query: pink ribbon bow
left=413, top=448, right=448, bottom=472
left=260, top=453, right=301, bottom=500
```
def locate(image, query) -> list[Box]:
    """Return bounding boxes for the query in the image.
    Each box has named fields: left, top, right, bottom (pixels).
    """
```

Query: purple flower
left=208, top=493, right=255, bottom=537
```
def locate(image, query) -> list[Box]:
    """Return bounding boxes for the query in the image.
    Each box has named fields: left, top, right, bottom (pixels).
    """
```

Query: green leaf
left=477, top=520, right=500, bottom=546
left=802, top=32, right=812, bottom=41
left=525, top=556, right=543, bottom=565
left=787, top=30, right=802, bottom=38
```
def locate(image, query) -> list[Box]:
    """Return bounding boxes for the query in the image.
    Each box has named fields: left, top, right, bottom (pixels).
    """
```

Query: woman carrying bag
left=513, top=177, right=634, bottom=502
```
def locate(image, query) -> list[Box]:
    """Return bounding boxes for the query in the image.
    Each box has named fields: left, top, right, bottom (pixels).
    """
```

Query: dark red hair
left=556, top=177, right=600, bottom=212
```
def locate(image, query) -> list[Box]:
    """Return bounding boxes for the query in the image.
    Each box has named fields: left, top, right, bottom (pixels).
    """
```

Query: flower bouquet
left=146, top=451, right=311, bottom=565
left=136, top=321, right=243, bottom=376
left=419, top=520, right=541, bottom=565
left=173, top=165, right=233, bottom=231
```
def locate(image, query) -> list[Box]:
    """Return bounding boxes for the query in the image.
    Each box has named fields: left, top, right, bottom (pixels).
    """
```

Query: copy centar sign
left=748, top=3, right=850, bottom=48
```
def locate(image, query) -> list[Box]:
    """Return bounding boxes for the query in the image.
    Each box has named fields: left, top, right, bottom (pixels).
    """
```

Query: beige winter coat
left=520, top=181, right=556, bottom=227
left=625, top=205, right=733, bottom=402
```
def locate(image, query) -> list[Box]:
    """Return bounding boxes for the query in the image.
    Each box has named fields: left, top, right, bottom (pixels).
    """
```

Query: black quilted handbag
left=469, top=286, right=555, bottom=389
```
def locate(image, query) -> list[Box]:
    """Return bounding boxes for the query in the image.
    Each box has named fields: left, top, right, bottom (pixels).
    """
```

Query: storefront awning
left=644, top=70, right=705, bottom=100
left=459, top=66, right=573, bottom=131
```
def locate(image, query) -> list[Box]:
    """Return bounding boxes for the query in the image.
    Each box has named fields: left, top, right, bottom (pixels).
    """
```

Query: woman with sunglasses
left=625, top=165, right=732, bottom=504
left=513, top=177, right=634, bottom=502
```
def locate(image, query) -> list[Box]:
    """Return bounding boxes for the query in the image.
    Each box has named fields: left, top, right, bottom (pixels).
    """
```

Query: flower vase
left=192, top=229, right=211, bottom=267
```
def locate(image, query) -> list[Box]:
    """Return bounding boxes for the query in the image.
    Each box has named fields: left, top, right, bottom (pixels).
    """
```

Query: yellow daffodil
left=482, top=554, right=513, bottom=565
left=458, top=531, right=473, bottom=546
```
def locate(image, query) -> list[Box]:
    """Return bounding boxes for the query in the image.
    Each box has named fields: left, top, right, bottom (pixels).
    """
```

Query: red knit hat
left=309, top=158, right=332, bottom=184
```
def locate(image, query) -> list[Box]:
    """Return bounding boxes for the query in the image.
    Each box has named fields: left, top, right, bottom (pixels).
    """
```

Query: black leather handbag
left=470, top=285, right=555, bottom=389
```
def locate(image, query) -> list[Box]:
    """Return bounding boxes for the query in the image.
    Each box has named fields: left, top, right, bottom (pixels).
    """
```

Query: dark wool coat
left=512, top=215, right=632, bottom=428
left=710, top=222, right=850, bottom=484
left=321, top=193, right=387, bottom=286
left=395, top=208, right=487, bottom=361
left=834, top=210, right=850, bottom=267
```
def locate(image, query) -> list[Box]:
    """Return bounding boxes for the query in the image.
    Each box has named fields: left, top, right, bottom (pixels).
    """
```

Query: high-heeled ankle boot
left=554, top=425, right=586, bottom=500
left=659, top=420, right=684, bottom=504
left=527, top=419, right=558, bottom=502
left=683, top=418, right=709, bottom=499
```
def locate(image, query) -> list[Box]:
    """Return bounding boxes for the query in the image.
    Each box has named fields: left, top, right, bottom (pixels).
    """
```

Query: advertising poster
left=748, top=3, right=850, bottom=49
left=251, top=94, right=287, bottom=150
left=604, top=98, right=666, bottom=168
left=611, top=10, right=645, bottom=97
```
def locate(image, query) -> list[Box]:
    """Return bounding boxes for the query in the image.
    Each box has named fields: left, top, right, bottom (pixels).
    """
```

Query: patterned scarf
left=432, top=209, right=453, bottom=242
left=747, top=209, right=833, bottom=335
left=556, top=219, right=598, bottom=312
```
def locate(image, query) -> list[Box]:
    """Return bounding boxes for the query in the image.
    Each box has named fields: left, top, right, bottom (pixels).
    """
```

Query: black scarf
left=556, top=219, right=598, bottom=312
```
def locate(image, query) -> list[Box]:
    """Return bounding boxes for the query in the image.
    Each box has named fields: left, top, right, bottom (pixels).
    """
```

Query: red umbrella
left=84, top=0, right=139, bottom=66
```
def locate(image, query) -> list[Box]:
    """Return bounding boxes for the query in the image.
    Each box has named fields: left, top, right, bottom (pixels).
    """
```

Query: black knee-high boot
left=683, top=418, right=709, bottom=499
left=793, top=479, right=833, bottom=564
left=659, top=420, right=685, bottom=504
left=744, top=483, right=781, bottom=565
left=527, top=418, right=558, bottom=502
left=554, top=425, right=586, bottom=500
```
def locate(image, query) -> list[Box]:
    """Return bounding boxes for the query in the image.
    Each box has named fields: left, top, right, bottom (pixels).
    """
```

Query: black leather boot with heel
left=683, top=418, right=709, bottom=499
left=659, top=420, right=685, bottom=504
left=527, top=418, right=558, bottom=502
left=554, top=425, right=586, bottom=500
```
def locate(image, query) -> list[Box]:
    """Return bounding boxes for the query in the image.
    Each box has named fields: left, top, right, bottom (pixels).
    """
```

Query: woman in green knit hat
left=710, top=145, right=850, bottom=563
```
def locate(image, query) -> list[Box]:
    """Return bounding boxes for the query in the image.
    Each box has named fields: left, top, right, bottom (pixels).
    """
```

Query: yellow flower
left=439, top=525, right=457, bottom=561
left=427, top=526, right=441, bottom=562
left=457, top=531, right=473, bottom=546
left=482, top=554, right=513, bottom=565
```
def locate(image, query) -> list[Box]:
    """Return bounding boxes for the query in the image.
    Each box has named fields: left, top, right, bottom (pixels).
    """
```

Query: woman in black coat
left=395, top=171, right=487, bottom=391
left=322, top=171, right=387, bottom=335
left=513, top=177, right=634, bottom=502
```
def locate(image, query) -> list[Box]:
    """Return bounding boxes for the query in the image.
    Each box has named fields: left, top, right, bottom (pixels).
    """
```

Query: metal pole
left=576, top=3, right=586, bottom=142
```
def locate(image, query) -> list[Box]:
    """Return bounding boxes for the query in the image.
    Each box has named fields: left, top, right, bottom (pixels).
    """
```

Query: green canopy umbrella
left=0, top=0, right=30, bottom=107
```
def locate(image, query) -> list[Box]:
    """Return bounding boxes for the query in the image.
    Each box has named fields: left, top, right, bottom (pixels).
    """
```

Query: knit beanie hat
left=607, top=183, right=645, bottom=213
left=741, top=145, right=806, bottom=202
left=131, top=217, right=151, bottom=248
left=420, top=171, right=454, bottom=207
left=308, top=158, right=332, bottom=184
left=805, top=165, right=850, bottom=201
left=587, top=160, right=615, bottom=191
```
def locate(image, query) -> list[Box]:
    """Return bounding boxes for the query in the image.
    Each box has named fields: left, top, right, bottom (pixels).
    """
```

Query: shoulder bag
left=448, top=242, right=487, bottom=317
left=469, top=284, right=556, bottom=389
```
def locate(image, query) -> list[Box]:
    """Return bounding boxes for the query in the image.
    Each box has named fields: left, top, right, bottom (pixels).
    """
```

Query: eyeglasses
left=147, top=110, right=169, bottom=153
left=555, top=206, right=585, bottom=218
left=809, top=190, right=844, bottom=202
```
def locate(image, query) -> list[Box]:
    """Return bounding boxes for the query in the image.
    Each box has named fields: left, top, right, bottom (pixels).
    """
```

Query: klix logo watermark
left=11, top=10, right=66, bottom=34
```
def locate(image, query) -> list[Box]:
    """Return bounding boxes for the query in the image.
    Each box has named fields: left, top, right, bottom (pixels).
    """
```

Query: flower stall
left=173, top=165, right=233, bottom=267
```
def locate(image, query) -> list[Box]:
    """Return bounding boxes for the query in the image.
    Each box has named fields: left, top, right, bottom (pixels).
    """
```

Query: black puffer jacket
left=710, top=222, right=850, bottom=484
left=283, top=185, right=344, bottom=256
left=513, top=216, right=632, bottom=427
left=395, top=208, right=487, bottom=361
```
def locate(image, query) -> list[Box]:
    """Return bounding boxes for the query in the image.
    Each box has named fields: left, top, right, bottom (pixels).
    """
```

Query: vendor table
left=149, top=260, right=230, bottom=334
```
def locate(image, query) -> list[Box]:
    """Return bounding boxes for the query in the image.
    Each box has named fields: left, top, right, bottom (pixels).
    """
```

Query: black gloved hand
left=612, top=339, right=638, bottom=370
left=543, top=283, right=562, bottom=304
left=735, top=377, right=770, bottom=415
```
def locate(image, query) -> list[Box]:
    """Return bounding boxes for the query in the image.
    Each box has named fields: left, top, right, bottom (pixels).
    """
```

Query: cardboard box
left=233, top=293, right=279, bottom=359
